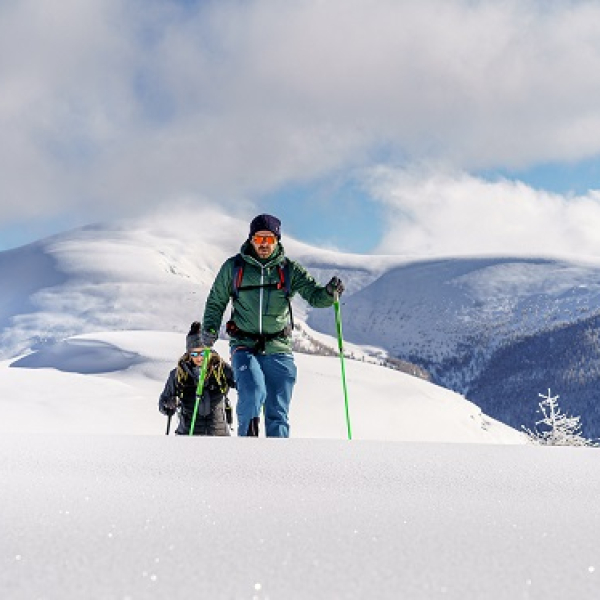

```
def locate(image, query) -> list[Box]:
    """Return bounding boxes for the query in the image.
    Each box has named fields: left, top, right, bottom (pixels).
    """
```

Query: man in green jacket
left=201, top=214, right=344, bottom=437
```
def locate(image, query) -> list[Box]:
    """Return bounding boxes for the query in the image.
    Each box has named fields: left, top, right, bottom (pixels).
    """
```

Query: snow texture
left=2, top=435, right=599, bottom=599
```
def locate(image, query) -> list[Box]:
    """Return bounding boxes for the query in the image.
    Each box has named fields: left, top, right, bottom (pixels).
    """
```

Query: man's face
left=251, top=230, right=278, bottom=259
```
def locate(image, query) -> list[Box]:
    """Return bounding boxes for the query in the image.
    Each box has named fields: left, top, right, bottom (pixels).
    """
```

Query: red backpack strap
left=276, top=258, right=290, bottom=296
left=231, top=254, right=244, bottom=299
left=279, top=259, right=294, bottom=329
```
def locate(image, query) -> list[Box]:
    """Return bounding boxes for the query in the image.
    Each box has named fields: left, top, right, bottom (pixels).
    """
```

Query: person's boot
left=247, top=416, right=260, bottom=437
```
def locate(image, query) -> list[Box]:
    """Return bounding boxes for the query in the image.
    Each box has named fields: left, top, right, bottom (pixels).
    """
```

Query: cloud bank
left=2, top=0, right=600, bottom=253
left=370, top=166, right=600, bottom=256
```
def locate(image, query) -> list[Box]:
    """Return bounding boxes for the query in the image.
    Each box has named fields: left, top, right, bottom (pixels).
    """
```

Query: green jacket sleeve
left=289, top=260, right=335, bottom=308
left=202, top=258, right=234, bottom=334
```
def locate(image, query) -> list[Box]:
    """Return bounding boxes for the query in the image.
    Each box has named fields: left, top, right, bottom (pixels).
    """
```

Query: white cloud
left=369, top=165, right=600, bottom=256
left=2, top=0, right=600, bottom=227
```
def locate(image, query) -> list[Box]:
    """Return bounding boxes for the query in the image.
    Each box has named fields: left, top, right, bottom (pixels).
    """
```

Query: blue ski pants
left=231, top=350, right=297, bottom=437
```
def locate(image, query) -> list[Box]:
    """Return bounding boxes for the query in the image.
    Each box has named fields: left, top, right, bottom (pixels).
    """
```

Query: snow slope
left=1, top=332, right=522, bottom=444
left=2, top=434, right=599, bottom=600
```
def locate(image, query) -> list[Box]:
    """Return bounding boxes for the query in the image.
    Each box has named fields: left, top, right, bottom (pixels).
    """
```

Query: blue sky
left=495, top=158, right=600, bottom=197
left=260, top=176, right=385, bottom=253
left=2, top=0, right=600, bottom=256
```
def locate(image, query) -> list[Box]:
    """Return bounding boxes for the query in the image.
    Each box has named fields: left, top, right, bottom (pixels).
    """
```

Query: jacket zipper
left=245, top=255, right=278, bottom=335
left=258, top=265, right=264, bottom=334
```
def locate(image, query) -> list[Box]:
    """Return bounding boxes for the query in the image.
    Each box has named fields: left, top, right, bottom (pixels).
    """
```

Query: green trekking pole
left=189, top=348, right=211, bottom=436
left=334, top=292, right=352, bottom=440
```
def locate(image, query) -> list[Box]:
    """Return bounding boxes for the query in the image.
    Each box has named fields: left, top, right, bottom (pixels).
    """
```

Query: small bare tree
left=523, top=389, right=597, bottom=447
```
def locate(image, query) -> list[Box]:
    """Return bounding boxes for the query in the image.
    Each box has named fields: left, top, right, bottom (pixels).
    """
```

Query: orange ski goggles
left=252, top=234, right=277, bottom=245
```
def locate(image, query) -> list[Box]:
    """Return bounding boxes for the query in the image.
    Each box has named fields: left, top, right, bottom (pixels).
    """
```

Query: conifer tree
left=523, top=389, right=597, bottom=447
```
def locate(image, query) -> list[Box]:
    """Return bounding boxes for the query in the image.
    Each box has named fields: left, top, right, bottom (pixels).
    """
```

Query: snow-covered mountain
left=0, top=209, right=242, bottom=357
left=0, top=207, right=401, bottom=359
left=2, top=206, right=599, bottom=438
left=309, top=256, right=600, bottom=437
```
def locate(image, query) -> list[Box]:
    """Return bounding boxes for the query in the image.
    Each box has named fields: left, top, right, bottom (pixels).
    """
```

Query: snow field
left=1, top=435, right=599, bottom=599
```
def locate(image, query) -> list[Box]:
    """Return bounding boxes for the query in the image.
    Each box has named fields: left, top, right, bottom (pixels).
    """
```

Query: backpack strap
left=278, top=259, right=290, bottom=297
left=279, top=259, right=294, bottom=330
left=231, top=254, right=291, bottom=298
left=231, top=254, right=245, bottom=300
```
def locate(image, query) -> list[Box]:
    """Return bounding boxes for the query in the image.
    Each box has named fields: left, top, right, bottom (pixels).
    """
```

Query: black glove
left=161, top=397, right=178, bottom=416
left=326, top=276, right=345, bottom=297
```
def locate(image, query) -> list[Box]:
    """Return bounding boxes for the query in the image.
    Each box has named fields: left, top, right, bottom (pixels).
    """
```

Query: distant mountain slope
left=308, top=256, right=600, bottom=437
left=0, top=242, right=68, bottom=331
left=0, top=210, right=254, bottom=357
left=467, top=314, right=600, bottom=436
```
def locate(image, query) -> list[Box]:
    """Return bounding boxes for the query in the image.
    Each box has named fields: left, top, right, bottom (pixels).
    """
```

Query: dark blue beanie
left=249, top=214, right=281, bottom=239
